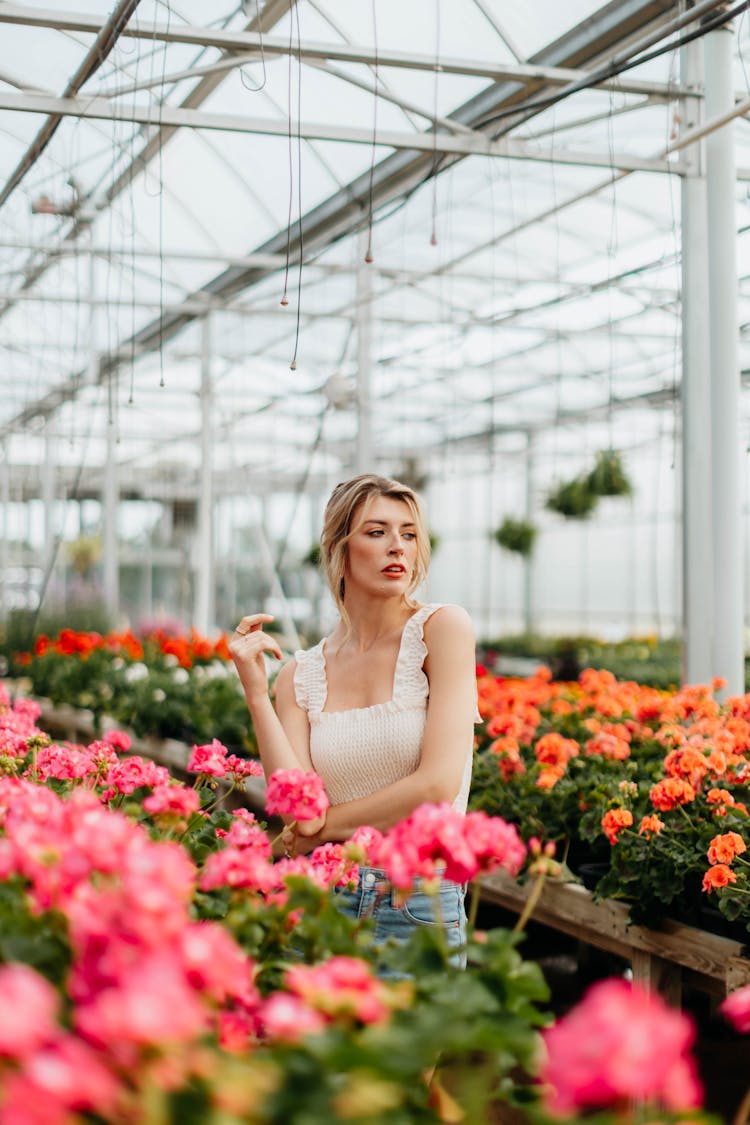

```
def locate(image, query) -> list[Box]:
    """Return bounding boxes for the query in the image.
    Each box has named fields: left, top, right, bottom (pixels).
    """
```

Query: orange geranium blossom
left=707, top=832, right=747, bottom=866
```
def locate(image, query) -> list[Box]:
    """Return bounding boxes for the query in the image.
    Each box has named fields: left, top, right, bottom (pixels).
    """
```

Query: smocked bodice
left=292, top=604, right=472, bottom=810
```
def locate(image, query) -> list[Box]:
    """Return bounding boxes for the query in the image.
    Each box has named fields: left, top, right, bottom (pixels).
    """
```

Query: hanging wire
left=605, top=85, right=620, bottom=450
left=239, top=0, right=268, bottom=91
left=289, top=0, right=304, bottom=371
left=280, top=9, right=296, bottom=308
left=430, top=0, right=441, bottom=247
left=364, top=0, right=380, bottom=263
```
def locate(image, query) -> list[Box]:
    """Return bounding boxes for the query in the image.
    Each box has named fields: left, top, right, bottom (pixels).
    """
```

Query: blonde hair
left=320, top=474, right=430, bottom=625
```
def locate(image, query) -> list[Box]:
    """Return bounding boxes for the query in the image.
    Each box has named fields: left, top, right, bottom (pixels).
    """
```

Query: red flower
left=707, top=831, right=747, bottom=866
left=702, top=864, right=737, bottom=892
left=601, top=807, right=633, bottom=845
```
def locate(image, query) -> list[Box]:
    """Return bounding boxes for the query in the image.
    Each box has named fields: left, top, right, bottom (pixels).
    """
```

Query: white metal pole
left=523, top=433, right=536, bottom=635
left=355, top=232, right=373, bottom=474
left=705, top=18, right=743, bottom=694
left=0, top=448, right=9, bottom=622
left=102, top=413, right=119, bottom=619
left=679, top=27, right=713, bottom=685
left=195, top=315, right=215, bottom=634
left=42, top=425, right=56, bottom=576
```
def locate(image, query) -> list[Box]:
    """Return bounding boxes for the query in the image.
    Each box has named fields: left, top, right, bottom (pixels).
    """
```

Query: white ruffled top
left=292, top=603, right=473, bottom=812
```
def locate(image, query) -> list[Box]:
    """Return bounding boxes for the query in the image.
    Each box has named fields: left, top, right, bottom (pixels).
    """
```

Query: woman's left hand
left=282, top=814, right=326, bottom=856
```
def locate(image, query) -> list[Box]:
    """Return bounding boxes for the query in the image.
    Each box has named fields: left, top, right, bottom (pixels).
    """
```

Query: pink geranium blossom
left=106, top=756, right=170, bottom=795
left=258, top=992, right=327, bottom=1043
left=143, top=784, right=201, bottom=818
left=284, top=956, right=392, bottom=1025
left=265, top=768, right=330, bottom=822
left=187, top=738, right=229, bottom=778
left=373, top=803, right=526, bottom=889
left=540, top=978, right=701, bottom=1114
left=0, top=964, right=60, bottom=1059
left=199, top=846, right=276, bottom=893
left=720, top=984, right=750, bottom=1033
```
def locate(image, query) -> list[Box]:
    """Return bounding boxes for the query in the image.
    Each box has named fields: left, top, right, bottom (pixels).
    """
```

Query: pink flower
left=178, top=922, right=258, bottom=1006
left=103, top=729, right=131, bottom=752
left=21, top=1034, right=120, bottom=1114
left=188, top=738, right=229, bottom=778
left=285, top=956, right=392, bottom=1025
left=308, top=842, right=360, bottom=889
left=265, top=768, right=330, bottom=822
left=226, top=754, right=264, bottom=778
left=374, top=803, right=525, bottom=889
left=143, top=784, right=201, bottom=817
left=199, top=846, right=276, bottom=893
left=720, top=984, right=750, bottom=1032
left=258, top=992, right=326, bottom=1043
left=541, top=978, right=701, bottom=1114
left=0, top=963, right=60, bottom=1059
left=75, top=952, right=208, bottom=1055
left=106, top=756, right=170, bottom=795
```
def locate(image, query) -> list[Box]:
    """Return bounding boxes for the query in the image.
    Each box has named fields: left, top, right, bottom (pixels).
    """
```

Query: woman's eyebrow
left=362, top=519, right=416, bottom=528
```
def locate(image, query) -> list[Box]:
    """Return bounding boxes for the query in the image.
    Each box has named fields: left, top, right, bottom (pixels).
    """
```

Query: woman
left=229, top=474, right=477, bottom=959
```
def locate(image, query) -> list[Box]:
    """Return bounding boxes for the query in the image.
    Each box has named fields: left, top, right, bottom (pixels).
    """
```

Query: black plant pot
left=577, top=862, right=611, bottom=892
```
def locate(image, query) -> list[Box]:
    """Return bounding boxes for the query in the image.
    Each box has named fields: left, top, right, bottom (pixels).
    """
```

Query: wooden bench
left=478, top=867, right=750, bottom=1003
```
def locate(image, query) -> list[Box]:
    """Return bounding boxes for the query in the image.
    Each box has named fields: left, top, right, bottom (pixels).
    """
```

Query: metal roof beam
left=0, top=90, right=684, bottom=174
left=0, top=4, right=695, bottom=99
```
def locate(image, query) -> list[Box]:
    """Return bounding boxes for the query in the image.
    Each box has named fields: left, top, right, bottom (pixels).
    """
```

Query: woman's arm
left=294, top=605, right=476, bottom=849
left=229, top=614, right=314, bottom=777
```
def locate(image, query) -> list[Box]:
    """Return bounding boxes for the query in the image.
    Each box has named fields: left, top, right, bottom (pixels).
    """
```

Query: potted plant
left=545, top=476, right=599, bottom=519
left=586, top=449, right=633, bottom=498
left=494, top=517, right=537, bottom=557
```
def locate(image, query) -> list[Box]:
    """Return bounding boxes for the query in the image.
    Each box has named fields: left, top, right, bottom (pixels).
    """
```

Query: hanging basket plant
left=545, top=476, right=599, bottom=520
left=493, top=517, right=537, bottom=557
left=302, top=543, right=322, bottom=568
left=586, top=449, right=633, bottom=498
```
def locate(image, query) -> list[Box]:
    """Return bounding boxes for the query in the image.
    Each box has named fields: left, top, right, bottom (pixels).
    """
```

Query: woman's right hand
left=228, top=613, right=283, bottom=706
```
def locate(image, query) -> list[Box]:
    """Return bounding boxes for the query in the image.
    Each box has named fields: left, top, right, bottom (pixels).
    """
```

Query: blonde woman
left=229, top=474, right=477, bottom=958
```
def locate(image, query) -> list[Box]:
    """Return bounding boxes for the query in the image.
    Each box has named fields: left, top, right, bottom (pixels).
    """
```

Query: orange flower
left=536, top=765, right=565, bottom=790
left=601, top=808, right=633, bottom=845
left=702, top=864, right=737, bottom=892
left=649, top=777, right=696, bottom=811
left=585, top=731, right=630, bottom=761
left=638, top=815, right=664, bottom=837
left=663, top=747, right=708, bottom=789
left=535, top=733, right=579, bottom=768
left=707, top=831, right=747, bottom=866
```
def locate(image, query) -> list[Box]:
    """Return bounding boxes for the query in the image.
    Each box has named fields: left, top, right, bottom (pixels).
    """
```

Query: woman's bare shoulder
left=424, top=603, right=474, bottom=638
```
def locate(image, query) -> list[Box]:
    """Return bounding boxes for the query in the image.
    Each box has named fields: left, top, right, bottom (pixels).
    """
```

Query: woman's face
left=344, top=495, right=419, bottom=599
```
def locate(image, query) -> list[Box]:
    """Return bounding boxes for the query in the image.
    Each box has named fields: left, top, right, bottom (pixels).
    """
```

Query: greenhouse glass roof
left=0, top=0, right=749, bottom=643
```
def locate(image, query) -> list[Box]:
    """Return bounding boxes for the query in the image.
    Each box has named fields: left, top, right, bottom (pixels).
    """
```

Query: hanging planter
left=302, top=543, right=322, bottom=568
left=586, top=449, right=633, bottom=498
left=545, top=476, right=599, bottom=520
left=493, top=517, right=537, bottom=557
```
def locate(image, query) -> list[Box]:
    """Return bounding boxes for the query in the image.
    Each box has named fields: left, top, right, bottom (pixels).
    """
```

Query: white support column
left=355, top=232, right=373, bottom=474
left=523, top=433, right=536, bottom=635
left=42, top=425, right=56, bottom=575
left=680, top=28, right=713, bottom=685
left=195, top=316, right=215, bottom=634
left=102, top=415, right=119, bottom=619
left=0, top=448, right=9, bottom=622
left=705, top=17, right=743, bottom=694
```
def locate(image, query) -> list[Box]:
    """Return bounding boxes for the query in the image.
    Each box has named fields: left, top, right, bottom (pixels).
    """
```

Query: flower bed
left=8, top=627, right=257, bottom=755
left=470, top=665, right=750, bottom=936
left=2, top=679, right=749, bottom=1122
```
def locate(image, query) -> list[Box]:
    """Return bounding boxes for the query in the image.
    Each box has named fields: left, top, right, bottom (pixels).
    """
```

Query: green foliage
left=494, top=517, right=537, bottom=557
left=586, top=449, right=633, bottom=498
left=545, top=475, right=599, bottom=519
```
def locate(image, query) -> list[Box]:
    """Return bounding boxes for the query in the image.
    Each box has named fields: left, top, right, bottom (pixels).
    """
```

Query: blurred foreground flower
left=540, top=978, right=701, bottom=1115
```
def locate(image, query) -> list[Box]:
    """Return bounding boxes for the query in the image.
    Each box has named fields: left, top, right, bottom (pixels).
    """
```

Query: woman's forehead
left=356, top=494, right=414, bottom=524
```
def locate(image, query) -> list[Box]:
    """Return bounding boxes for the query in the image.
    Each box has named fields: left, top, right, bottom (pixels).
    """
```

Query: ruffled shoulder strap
left=394, top=604, right=483, bottom=721
left=292, top=639, right=328, bottom=717
left=392, top=603, right=445, bottom=703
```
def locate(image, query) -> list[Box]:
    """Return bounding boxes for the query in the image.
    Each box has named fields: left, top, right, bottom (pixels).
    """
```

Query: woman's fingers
left=234, top=613, right=275, bottom=635
left=229, top=630, right=283, bottom=662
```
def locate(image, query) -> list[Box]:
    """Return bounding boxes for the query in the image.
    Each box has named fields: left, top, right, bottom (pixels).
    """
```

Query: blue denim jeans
left=334, top=866, right=467, bottom=974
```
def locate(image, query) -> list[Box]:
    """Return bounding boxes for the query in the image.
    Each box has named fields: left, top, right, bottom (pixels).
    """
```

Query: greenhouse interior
left=2, top=1, right=750, bottom=1123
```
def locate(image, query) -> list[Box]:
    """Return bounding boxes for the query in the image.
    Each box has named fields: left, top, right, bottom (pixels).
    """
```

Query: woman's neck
left=332, top=595, right=414, bottom=654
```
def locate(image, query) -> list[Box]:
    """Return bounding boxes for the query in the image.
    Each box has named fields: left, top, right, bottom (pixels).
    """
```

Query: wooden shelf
left=478, top=868, right=750, bottom=1002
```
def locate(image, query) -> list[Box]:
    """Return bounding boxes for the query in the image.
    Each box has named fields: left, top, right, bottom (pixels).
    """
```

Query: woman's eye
left=367, top=529, right=383, bottom=536
left=403, top=532, right=416, bottom=540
